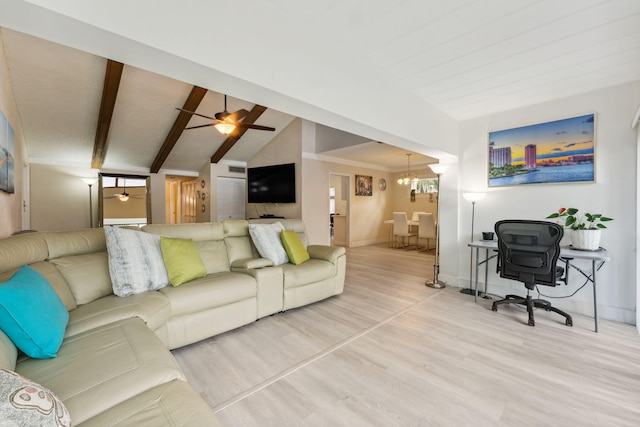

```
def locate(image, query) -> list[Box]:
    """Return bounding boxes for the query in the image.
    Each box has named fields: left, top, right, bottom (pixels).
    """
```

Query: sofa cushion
left=0, top=368, right=71, bottom=427
left=0, top=265, right=69, bottom=359
left=159, top=272, right=256, bottom=315
left=50, top=252, right=112, bottom=305
left=43, top=228, right=106, bottom=259
left=282, top=259, right=337, bottom=289
left=65, top=292, right=171, bottom=338
left=281, top=230, right=310, bottom=265
left=194, top=240, right=231, bottom=274
left=249, top=222, right=289, bottom=265
left=76, top=380, right=224, bottom=427
left=0, top=330, right=17, bottom=371
left=160, top=237, right=207, bottom=286
left=16, top=318, right=185, bottom=425
left=0, top=232, right=48, bottom=274
left=104, top=226, right=169, bottom=296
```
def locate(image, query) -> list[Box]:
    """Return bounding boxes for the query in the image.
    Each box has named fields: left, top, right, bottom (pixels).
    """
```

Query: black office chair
left=492, top=220, right=572, bottom=327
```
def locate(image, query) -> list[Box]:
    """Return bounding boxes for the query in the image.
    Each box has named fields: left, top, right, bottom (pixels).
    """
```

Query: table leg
left=482, top=248, right=491, bottom=299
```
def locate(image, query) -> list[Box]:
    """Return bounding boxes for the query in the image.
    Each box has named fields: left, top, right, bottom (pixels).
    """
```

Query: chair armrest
left=231, top=258, right=273, bottom=270
left=307, top=245, right=346, bottom=263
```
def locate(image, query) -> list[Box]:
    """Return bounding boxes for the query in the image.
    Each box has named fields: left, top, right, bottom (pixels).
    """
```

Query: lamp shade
left=428, top=163, right=449, bottom=175
left=81, top=177, right=98, bottom=186
left=462, top=192, right=486, bottom=203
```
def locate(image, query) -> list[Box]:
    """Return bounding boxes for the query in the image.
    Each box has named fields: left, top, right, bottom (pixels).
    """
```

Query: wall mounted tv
left=247, top=163, right=296, bottom=203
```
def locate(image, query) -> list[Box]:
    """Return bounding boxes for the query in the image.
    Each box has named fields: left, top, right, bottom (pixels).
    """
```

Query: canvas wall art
left=355, top=175, right=372, bottom=196
left=488, top=114, right=595, bottom=188
left=0, top=110, right=15, bottom=194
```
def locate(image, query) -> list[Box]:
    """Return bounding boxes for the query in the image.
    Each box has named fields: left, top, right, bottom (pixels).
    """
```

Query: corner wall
left=0, top=31, right=26, bottom=236
left=455, top=82, right=640, bottom=324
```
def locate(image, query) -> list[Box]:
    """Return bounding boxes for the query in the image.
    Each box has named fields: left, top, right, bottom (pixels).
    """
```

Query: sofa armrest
left=307, top=245, right=346, bottom=263
left=231, top=257, right=273, bottom=270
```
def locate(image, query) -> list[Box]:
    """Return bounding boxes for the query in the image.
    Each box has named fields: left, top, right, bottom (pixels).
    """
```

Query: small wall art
left=488, top=113, right=595, bottom=188
left=0, top=110, right=15, bottom=194
left=355, top=174, right=372, bottom=196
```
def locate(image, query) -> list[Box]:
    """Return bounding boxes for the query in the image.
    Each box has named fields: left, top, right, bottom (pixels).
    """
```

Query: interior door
left=180, top=180, right=196, bottom=223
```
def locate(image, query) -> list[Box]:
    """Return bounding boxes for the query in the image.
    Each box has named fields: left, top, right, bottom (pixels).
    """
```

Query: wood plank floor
left=172, top=244, right=640, bottom=426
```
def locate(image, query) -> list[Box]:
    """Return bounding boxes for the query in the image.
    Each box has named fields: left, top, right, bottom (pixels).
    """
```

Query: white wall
left=247, top=118, right=303, bottom=220
left=453, top=82, right=640, bottom=324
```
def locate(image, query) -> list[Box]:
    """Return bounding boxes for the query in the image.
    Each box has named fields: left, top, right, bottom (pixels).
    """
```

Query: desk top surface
left=468, top=239, right=610, bottom=261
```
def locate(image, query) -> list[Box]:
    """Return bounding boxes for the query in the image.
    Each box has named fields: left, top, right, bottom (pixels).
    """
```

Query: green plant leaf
left=546, top=213, right=560, bottom=218
left=565, top=216, right=576, bottom=227
left=567, top=208, right=579, bottom=215
left=596, top=223, right=607, bottom=229
left=600, top=217, right=613, bottom=221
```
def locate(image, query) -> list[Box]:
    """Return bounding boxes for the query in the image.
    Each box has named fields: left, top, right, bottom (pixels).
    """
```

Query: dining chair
left=411, top=211, right=427, bottom=222
left=393, top=212, right=416, bottom=249
left=417, top=213, right=436, bottom=251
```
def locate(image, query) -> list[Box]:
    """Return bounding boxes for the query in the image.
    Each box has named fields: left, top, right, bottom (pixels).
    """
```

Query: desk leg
left=474, top=247, right=480, bottom=303
left=482, top=248, right=491, bottom=299
left=592, top=259, right=598, bottom=333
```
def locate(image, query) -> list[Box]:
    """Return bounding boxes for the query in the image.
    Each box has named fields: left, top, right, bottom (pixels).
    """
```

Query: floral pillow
left=0, top=369, right=70, bottom=426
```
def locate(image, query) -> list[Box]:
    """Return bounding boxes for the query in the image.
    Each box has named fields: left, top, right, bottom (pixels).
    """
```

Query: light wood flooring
left=172, top=244, right=640, bottom=426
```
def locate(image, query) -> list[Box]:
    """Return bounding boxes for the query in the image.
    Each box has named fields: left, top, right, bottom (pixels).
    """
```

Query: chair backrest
left=393, top=212, right=409, bottom=234
left=411, top=211, right=427, bottom=222
left=418, top=213, right=436, bottom=238
left=494, top=220, right=563, bottom=288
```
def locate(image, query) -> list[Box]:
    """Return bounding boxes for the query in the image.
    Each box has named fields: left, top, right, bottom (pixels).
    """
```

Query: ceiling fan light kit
left=213, top=122, right=236, bottom=135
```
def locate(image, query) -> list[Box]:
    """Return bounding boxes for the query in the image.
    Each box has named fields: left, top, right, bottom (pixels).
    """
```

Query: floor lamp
left=81, top=178, right=98, bottom=228
left=425, top=163, right=449, bottom=289
left=461, top=192, right=486, bottom=295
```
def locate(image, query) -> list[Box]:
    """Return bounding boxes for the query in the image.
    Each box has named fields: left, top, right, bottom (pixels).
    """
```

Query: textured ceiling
left=1, top=0, right=639, bottom=172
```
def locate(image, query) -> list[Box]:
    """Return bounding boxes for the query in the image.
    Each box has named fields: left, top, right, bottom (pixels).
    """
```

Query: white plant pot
left=570, top=229, right=601, bottom=250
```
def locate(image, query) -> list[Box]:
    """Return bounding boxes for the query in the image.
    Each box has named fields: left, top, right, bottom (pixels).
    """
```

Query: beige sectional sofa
left=0, top=219, right=346, bottom=426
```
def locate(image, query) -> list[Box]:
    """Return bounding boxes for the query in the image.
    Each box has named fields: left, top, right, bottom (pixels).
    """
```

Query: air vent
left=228, top=166, right=246, bottom=174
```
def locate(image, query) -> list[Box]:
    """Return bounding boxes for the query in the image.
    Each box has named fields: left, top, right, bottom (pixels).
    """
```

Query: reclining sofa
left=0, top=219, right=346, bottom=426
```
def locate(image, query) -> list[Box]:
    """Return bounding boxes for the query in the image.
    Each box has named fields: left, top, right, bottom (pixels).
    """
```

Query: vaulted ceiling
left=1, top=0, right=639, bottom=173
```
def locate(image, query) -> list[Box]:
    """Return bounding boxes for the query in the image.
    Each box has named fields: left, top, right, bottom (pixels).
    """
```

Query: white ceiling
left=0, top=0, right=639, bottom=172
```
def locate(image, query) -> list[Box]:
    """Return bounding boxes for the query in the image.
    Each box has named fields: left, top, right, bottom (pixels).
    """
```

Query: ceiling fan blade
left=228, top=109, right=250, bottom=122
left=185, top=123, right=216, bottom=130
left=236, top=122, right=276, bottom=131
left=175, top=108, right=218, bottom=121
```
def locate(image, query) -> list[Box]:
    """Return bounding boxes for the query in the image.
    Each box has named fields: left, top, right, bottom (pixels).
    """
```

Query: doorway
left=329, top=173, right=349, bottom=247
left=165, top=176, right=197, bottom=224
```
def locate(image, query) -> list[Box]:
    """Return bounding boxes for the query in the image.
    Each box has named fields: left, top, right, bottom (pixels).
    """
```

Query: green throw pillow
left=280, top=230, right=310, bottom=265
left=160, top=237, right=207, bottom=286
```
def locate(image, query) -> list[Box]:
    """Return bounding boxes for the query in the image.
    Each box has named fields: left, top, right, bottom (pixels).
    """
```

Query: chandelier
left=397, top=153, right=419, bottom=185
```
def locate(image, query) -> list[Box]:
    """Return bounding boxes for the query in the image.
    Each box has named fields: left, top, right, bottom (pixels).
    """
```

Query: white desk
left=468, top=239, right=610, bottom=332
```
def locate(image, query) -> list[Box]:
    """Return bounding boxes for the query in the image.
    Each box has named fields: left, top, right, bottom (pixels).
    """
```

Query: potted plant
left=546, top=207, right=613, bottom=250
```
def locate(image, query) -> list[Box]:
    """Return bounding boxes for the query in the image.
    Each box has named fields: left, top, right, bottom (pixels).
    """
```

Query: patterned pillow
left=0, top=369, right=70, bottom=427
left=248, top=222, right=289, bottom=265
left=104, top=226, right=169, bottom=297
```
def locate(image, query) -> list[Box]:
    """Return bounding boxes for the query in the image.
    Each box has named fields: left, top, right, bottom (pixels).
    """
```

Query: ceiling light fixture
left=397, top=153, right=419, bottom=185
left=214, top=121, right=236, bottom=135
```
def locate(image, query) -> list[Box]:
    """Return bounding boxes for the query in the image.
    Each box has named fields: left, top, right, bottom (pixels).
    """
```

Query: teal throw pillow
left=280, top=230, right=310, bottom=265
left=0, top=265, right=69, bottom=359
left=160, top=237, right=207, bottom=287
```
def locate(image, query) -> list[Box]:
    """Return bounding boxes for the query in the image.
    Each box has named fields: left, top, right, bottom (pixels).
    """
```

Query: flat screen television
left=247, top=163, right=296, bottom=203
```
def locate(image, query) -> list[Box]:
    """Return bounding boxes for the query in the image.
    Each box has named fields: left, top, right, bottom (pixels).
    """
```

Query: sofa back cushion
left=249, top=218, right=309, bottom=246
left=223, top=220, right=257, bottom=263
left=143, top=223, right=230, bottom=274
left=0, top=232, right=48, bottom=274
left=50, top=253, right=112, bottom=305
left=43, top=228, right=106, bottom=259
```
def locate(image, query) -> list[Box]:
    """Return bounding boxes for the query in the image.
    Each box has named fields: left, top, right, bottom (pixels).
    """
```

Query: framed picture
left=488, top=114, right=595, bottom=188
left=0, top=110, right=15, bottom=194
left=355, top=175, right=372, bottom=196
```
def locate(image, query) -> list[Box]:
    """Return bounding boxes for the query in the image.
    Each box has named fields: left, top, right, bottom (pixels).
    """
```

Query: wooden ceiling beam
left=91, top=60, right=124, bottom=169
left=210, top=104, right=268, bottom=164
left=150, top=86, right=208, bottom=173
